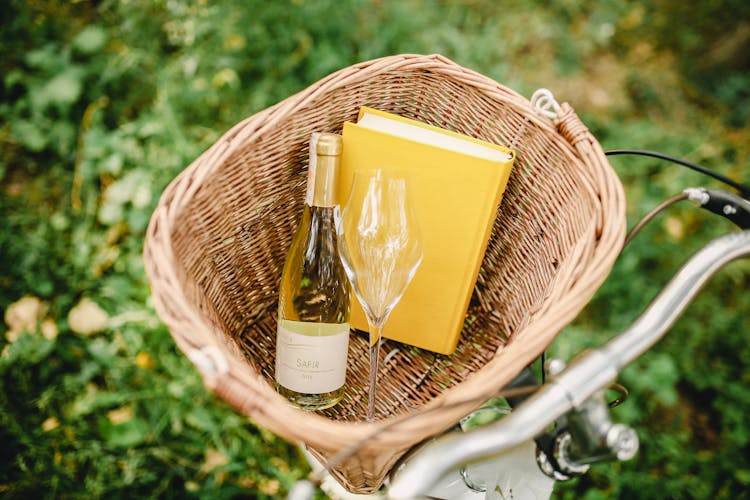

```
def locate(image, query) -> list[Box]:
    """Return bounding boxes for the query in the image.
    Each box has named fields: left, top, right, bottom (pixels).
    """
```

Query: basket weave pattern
left=143, top=54, right=625, bottom=493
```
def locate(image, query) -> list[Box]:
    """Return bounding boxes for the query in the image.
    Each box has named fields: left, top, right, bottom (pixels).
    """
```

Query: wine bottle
left=275, top=133, right=350, bottom=410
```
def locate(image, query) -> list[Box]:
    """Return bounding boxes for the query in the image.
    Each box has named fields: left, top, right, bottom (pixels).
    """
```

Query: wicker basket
left=143, top=53, right=626, bottom=493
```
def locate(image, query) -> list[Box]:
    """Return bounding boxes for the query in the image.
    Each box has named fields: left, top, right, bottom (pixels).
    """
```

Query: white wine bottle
left=275, top=133, right=350, bottom=410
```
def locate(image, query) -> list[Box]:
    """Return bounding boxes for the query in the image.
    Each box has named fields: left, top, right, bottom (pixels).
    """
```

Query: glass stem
left=366, top=321, right=384, bottom=422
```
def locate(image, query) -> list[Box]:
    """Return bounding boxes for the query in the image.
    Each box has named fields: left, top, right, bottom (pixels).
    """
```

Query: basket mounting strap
left=531, top=88, right=561, bottom=120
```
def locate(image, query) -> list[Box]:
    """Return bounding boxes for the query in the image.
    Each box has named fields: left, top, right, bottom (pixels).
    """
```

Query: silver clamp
left=684, top=187, right=710, bottom=206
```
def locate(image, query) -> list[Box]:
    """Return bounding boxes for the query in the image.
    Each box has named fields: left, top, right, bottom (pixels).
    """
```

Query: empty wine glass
left=337, top=169, right=423, bottom=421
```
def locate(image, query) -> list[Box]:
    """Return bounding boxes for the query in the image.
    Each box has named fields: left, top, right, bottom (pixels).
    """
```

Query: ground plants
left=1, top=0, right=748, bottom=498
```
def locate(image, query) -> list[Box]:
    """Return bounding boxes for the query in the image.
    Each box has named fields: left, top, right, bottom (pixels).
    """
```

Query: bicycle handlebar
left=388, top=230, right=750, bottom=499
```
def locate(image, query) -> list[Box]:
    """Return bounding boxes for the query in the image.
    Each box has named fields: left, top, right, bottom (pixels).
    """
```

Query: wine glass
left=337, top=169, right=423, bottom=421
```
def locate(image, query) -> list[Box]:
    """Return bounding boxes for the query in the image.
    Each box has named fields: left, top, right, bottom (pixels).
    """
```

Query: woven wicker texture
left=143, top=53, right=626, bottom=493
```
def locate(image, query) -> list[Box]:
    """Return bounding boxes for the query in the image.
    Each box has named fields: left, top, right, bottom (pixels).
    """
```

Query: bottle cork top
left=316, top=133, right=342, bottom=156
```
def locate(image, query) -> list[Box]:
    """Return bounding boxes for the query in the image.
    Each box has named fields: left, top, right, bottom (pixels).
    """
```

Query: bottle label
left=275, top=320, right=350, bottom=394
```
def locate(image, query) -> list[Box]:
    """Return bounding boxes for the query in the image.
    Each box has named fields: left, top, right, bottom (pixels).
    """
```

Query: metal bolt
left=724, top=204, right=738, bottom=215
left=606, top=424, right=639, bottom=461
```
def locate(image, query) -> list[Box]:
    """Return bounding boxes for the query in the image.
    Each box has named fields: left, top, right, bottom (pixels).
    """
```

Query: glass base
left=276, top=384, right=345, bottom=411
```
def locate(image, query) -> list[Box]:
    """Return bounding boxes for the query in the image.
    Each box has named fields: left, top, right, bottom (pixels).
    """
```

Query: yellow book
left=339, top=107, right=515, bottom=355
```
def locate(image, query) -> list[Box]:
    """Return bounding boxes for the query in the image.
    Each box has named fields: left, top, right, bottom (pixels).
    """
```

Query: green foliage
left=0, top=324, right=305, bottom=498
left=1, top=0, right=749, bottom=498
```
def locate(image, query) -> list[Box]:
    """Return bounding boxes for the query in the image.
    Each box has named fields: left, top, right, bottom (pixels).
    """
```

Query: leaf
left=25, top=45, right=60, bottom=70
left=131, top=184, right=151, bottom=209
left=4, top=295, right=47, bottom=336
left=185, top=407, right=219, bottom=433
left=105, top=176, right=137, bottom=205
left=68, top=298, right=109, bottom=336
left=107, top=405, right=135, bottom=425
left=42, top=416, right=61, bottom=432
left=100, top=417, right=150, bottom=448
left=73, top=26, right=107, bottom=54
left=98, top=202, right=125, bottom=226
left=42, top=69, right=83, bottom=107
left=98, top=170, right=153, bottom=228
left=101, top=153, right=124, bottom=176
left=0, top=332, right=56, bottom=365
left=86, top=337, right=119, bottom=365
left=12, top=120, right=48, bottom=152
left=735, top=469, right=750, bottom=485
left=4, top=68, right=24, bottom=88
left=211, top=68, right=240, bottom=89
left=201, top=447, right=229, bottom=473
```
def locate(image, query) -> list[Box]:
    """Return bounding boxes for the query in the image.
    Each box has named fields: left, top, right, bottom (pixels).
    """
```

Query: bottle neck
left=308, top=154, right=339, bottom=208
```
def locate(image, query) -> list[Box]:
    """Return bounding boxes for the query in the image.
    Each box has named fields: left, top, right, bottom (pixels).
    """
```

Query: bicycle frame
left=387, top=230, right=750, bottom=499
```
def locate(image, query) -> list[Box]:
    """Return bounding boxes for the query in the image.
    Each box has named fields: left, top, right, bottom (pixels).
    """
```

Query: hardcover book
left=339, top=107, right=514, bottom=354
